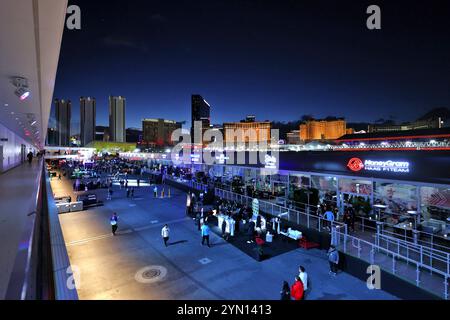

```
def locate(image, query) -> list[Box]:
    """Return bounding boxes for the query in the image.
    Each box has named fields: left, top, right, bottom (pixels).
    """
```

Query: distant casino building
left=223, top=116, right=271, bottom=145
left=299, top=118, right=352, bottom=142
left=368, top=118, right=443, bottom=133
left=287, top=130, right=301, bottom=144
left=142, top=118, right=181, bottom=147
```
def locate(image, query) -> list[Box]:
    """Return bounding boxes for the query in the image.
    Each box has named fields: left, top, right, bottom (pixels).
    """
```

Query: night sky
left=53, top=0, right=450, bottom=132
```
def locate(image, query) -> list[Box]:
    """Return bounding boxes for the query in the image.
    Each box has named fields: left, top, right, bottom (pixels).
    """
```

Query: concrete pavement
left=53, top=177, right=398, bottom=300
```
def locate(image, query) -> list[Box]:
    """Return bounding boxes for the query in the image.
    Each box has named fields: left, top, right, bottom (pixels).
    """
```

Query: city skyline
left=53, top=0, right=450, bottom=130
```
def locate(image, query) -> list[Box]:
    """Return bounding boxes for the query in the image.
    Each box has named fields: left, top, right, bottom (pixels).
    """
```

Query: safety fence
left=334, top=227, right=450, bottom=300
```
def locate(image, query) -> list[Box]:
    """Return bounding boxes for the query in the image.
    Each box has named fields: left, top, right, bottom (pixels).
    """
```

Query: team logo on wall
left=347, top=157, right=410, bottom=173
left=347, top=158, right=364, bottom=172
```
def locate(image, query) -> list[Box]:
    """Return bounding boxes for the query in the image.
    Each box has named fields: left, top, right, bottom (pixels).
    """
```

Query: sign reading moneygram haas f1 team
left=347, top=157, right=410, bottom=173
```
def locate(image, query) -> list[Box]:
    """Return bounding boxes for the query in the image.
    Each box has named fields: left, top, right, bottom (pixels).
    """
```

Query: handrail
left=336, top=228, right=450, bottom=299
left=214, top=187, right=347, bottom=231
left=5, top=158, right=43, bottom=300
left=378, top=233, right=450, bottom=264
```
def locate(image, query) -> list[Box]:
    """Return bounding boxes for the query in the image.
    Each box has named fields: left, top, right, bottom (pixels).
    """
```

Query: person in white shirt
left=161, top=224, right=170, bottom=247
left=298, top=265, right=309, bottom=298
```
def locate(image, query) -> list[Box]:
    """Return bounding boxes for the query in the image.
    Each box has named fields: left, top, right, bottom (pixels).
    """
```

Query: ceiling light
left=12, top=77, right=30, bottom=101
left=15, top=87, right=30, bottom=101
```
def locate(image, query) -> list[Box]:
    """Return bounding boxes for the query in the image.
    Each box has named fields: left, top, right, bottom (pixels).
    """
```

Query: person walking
left=280, top=281, right=291, bottom=300
left=137, top=178, right=140, bottom=188
left=298, top=266, right=309, bottom=298
left=154, top=185, right=158, bottom=198
left=27, top=151, right=33, bottom=164
left=290, top=276, right=304, bottom=300
left=201, top=223, right=210, bottom=247
left=195, top=211, right=202, bottom=231
left=107, top=187, right=113, bottom=200
left=110, top=213, right=119, bottom=236
left=322, top=207, right=335, bottom=231
left=126, top=187, right=130, bottom=198
left=246, top=220, right=255, bottom=244
left=130, top=187, right=134, bottom=199
left=161, top=224, right=170, bottom=247
left=327, top=245, right=339, bottom=276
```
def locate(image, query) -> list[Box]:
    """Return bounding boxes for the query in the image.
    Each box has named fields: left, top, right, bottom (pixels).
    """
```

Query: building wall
left=223, top=121, right=271, bottom=144
left=299, top=119, right=347, bottom=141
left=368, top=118, right=442, bottom=133
left=143, top=119, right=181, bottom=146
left=0, top=123, right=35, bottom=172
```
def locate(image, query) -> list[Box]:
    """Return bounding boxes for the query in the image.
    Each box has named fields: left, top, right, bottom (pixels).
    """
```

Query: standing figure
left=201, top=223, right=210, bottom=247
left=290, top=276, right=304, bottom=300
left=161, top=224, right=170, bottom=247
left=110, top=213, right=119, bottom=236
left=327, top=245, right=339, bottom=276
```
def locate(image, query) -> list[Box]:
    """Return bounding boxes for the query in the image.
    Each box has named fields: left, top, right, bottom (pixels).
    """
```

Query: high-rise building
left=191, top=94, right=211, bottom=142
left=142, top=119, right=181, bottom=147
left=109, top=96, right=126, bottom=142
left=80, top=97, right=96, bottom=146
left=54, top=98, right=71, bottom=146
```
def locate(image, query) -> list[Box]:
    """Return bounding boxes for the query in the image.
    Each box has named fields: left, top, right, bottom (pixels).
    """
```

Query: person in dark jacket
left=291, top=276, right=304, bottom=300
left=247, top=220, right=255, bottom=244
left=110, top=213, right=119, bottom=235
left=327, top=245, right=339, bottom=275
left=280, top=281, right=291, bottom=300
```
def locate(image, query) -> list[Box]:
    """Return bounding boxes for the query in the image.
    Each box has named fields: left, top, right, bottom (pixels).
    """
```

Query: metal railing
left=214, top=187, right=450, bottom=299
left=334, top=227, right=450, bottom=300
left=214, top=187, right=347, bottom=234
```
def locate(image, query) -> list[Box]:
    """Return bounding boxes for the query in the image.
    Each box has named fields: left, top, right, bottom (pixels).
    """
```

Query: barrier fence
left=334, top=227, right=450, bottom=300
left=214, top=184, right=450, bottom=299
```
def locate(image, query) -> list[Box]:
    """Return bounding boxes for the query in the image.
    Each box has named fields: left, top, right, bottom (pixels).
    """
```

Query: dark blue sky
left=53, top=0, right=450, bottom=132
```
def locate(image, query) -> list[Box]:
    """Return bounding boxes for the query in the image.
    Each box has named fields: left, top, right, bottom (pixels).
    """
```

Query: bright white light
left=165, top=148, right=171, bottom=153
left=430, top=140, right=437, bottom=144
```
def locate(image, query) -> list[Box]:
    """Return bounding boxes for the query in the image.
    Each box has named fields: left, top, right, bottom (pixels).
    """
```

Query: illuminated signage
left=264, top=154, right=277, bottom=169
left=215, top=154, right=229, bottom=164
left=347, top=158, right=364, bottom=172
left=347, top=158, right=410, bottom=173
